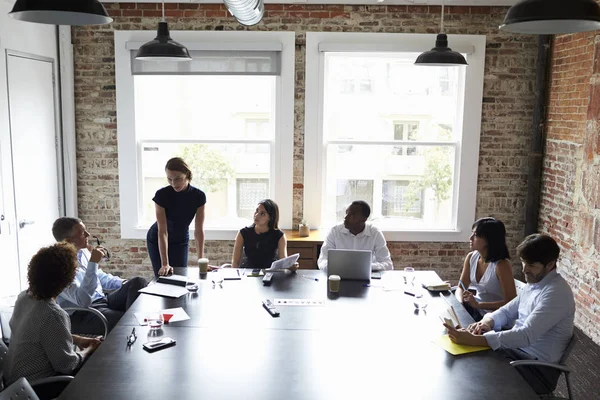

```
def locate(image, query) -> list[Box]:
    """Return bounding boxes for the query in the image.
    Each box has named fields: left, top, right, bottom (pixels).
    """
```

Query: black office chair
left=0, top=377, right=40, bottom=400
left=62, top=307, right=109, bottom=338
left=510, top=333, right=577, bottom=400
left=0, top=339, right=73, bottom=400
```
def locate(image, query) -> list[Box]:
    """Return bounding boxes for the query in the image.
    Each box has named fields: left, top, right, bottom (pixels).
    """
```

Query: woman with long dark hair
left=231, top=199, right=293, bottom=269
left=455, top=217, right=516, bottom=320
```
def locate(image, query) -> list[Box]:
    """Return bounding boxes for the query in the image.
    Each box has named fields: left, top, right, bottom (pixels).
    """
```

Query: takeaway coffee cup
left=328, top=275, right=341, bottom=293
left=198, top=258, right=209, bottom=275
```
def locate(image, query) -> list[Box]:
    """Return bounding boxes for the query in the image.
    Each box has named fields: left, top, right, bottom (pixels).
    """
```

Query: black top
left=148, top=185, right=206, bottom=242
left=240, top=226, right=284, bottom=268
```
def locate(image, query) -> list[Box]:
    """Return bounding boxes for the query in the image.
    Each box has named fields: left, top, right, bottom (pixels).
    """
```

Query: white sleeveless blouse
left=469, top=251, right=504, bottom=312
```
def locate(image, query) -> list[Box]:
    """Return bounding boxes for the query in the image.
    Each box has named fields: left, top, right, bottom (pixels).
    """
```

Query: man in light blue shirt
left=445, top=234, right=575, bottom=395
left=53, top=217, right=147, bottom=335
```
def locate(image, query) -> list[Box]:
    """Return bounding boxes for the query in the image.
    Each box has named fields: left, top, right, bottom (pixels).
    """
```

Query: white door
left=5, top=52, right=62, bottom=292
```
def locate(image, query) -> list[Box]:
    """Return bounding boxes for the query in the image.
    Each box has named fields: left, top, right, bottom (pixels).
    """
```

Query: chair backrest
left=514, top=278, right=526, bottom=296
left=0, top=339, right=7, bottom=391
left=0, top=377, right=40, bottom=400
left=559, top=332, right=577, bottom=365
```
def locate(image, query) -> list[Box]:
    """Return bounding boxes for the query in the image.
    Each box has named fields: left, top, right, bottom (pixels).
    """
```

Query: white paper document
left=133, top=307, right=191, bottom=326
left=138, top=282, right=189, bottom=298
left=265, top=253, right=300, bottom=271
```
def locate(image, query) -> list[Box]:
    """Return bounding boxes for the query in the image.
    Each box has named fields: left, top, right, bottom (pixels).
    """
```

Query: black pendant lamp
left=135, top=1, right=191, bottom=62
left=415, top=0, right=467, bottom=67
left=9, top=0, right=112, bottom=25
left=499, top=0, right=600, bottom=34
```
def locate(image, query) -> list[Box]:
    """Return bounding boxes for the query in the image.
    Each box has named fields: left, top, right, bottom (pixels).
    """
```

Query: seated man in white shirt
left=52, top=217, right=148, bottom=335
left=444, top=234, right=575, bottom=395
left=317, top=200, right=393, bottom=272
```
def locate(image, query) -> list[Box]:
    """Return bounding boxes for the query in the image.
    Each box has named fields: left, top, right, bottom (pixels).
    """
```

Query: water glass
left=211, top=270, right=224, bottom=288
left=145, top=311, right=164, bottom=330
left=404, top=267, right=415, bottom=286
left=413, top=294, right=428, bottom=312
left=186, top=278, right=199, bottom=293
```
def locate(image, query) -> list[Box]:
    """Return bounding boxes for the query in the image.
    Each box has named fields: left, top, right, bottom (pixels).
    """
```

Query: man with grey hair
left=52, top=217, right=147, bottom=335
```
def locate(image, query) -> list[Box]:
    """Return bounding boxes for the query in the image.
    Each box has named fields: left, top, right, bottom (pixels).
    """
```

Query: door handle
left=18, top=219, right=35, bottom=229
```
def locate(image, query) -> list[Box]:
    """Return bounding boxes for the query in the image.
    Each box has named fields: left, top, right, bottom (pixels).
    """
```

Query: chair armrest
left=30, top=375, right=74, bottom=399
left=510, top=360, right=571, bottom=373
left=62, top=307, right=108, bottom=338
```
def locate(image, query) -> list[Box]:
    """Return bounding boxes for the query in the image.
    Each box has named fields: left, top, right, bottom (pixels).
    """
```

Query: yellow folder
left=436, top=334, right=490, bottom=355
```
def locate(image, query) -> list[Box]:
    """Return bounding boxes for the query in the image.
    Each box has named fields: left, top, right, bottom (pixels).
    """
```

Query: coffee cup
left=328, top=274, right=341, bottom=293
left=198, top=258, right=209, bottom=275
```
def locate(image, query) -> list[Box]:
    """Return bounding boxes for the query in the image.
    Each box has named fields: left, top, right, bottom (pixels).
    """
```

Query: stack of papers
left=138, top=282, right=189, bottom=298
left=436, top=335, right=490, bottom=355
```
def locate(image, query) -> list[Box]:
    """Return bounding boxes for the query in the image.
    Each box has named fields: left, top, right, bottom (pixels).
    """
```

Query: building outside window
left=304, top=32, right=485, bottom=241
left=115, top=31, right=295, bottom=239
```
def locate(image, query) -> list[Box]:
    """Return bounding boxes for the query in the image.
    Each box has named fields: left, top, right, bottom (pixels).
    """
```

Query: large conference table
left=59, top=270, right=538, bottom=400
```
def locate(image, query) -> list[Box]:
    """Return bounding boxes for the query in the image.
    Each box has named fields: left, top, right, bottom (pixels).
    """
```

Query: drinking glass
left=404, top=267, right=415, bottom=286
left=186, top=277, right=199, bottom=293
left=145, top=311, right=164, bottom=330
left=211, top=269, right=224, bottom=288
left=413, top=294, right=429, bottom=312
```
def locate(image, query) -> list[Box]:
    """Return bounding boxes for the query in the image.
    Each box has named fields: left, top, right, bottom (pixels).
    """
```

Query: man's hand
left=466, top=320, right=493, bottom=335
left=443, top=323, right=489, bottom=347
left=462, top=290, right=480, bottom=308
left=89, top=247, right=107, bottom=263
left=158, top=265, right=174, bottom=276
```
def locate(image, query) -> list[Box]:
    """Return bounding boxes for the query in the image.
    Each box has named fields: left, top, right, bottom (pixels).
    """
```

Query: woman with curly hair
left=4, top=242, right=102, bottom=386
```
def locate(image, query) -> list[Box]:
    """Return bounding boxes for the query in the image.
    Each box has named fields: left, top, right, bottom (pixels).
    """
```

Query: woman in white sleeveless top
left=455, top=217, right=516, bottom=320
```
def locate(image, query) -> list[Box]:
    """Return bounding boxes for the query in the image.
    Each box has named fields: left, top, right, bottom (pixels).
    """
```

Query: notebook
left=327, top=249, right=372, bottom=281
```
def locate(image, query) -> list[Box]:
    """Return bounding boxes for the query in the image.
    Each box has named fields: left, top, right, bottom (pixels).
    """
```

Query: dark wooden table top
left=59, top=270, right=538, bottom=400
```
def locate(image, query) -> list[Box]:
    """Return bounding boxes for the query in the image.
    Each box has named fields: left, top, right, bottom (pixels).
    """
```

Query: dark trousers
left=147, top=237, right=189, bottom=277
left=501, top=348, right=562, bottom=395
left=70, top=277, right=147, bottom=335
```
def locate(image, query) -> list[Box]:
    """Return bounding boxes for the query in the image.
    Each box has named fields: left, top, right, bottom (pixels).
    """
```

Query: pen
left=459, top=280, right=468, bottom=292
left=300, top=275, right=319, bottom=282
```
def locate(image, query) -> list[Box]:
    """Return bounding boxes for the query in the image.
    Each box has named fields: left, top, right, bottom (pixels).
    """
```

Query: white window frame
left=115, top=30, right=295, bottom=240
left=304, top=32, right=486, bottom=242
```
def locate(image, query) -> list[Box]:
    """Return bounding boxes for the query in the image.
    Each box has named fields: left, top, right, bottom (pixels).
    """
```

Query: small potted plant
left=299, top=219, right=310, bottom=237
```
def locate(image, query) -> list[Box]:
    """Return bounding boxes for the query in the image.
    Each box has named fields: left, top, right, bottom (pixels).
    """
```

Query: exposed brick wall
left=72, top=4, right=537, bottom=289
left=540, top=31, right=600, bottom=344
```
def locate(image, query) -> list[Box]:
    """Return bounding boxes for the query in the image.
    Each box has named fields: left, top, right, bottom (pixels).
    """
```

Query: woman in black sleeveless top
left=232, top=199, right=287, bottom=269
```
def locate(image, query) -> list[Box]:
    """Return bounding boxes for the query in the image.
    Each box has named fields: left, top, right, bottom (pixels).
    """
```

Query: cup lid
left=328, top=274, right=341, bottom=281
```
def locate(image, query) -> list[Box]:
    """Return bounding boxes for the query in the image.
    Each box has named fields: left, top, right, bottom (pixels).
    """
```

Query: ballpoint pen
left=300, top=275, right=319, bottom=282
left=458, top=280, right=468, bottom=292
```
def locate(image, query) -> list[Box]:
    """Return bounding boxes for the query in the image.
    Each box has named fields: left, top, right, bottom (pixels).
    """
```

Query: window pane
left=141, top=142, right=270, bottom=229
left=134, top=75, right=275, bottom=140
left=323, top=53, right=461, bottom=142
left=237, top=179, right=269, bottom=219
left=324, top=144, right=455, bottom=230
left=334, top=180, right=374, bottom=221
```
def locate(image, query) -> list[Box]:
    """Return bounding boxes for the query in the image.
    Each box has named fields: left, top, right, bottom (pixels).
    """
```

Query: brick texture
left=73, top=4, right=536, bottom=306
left=541, top=29, right=600, bottom=345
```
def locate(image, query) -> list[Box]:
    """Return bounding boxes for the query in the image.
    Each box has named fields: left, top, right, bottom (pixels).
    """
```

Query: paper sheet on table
left=436, top=334, right=490, bottom=355
left=138, top=282, right=188, bottom=298
left=133, top=307, right=190, bottom=326
left=265, top=253, right=300, bottom=271
left=160, top=307, right=190, bottom=323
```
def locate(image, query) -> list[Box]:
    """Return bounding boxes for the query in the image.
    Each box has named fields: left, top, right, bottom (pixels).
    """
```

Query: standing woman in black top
left=232, top=199, right=288, bottom=269
left=147, top=157, right=206, bottom=277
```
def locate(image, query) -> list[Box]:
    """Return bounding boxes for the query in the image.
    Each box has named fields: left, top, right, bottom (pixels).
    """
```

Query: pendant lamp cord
left=440, top=0, right=444, bottom=32
left=161, top=0, right=165, bottom=22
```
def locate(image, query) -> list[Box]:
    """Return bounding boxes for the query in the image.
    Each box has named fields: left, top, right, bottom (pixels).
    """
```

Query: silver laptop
left=327, top=249, right=372, bottom=281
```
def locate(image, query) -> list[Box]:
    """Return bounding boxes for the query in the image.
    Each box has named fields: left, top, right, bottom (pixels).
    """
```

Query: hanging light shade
left=415, top=0, right=467, bottom=67
left=499, top=0, right=600, bottom=34
left=135, top=21, right=191, bottom=62
left=415, top=34, right=468, bottom=66
left=224, top=0, right=265, bottom=26
left=9, top=0, right=112, bottom=25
